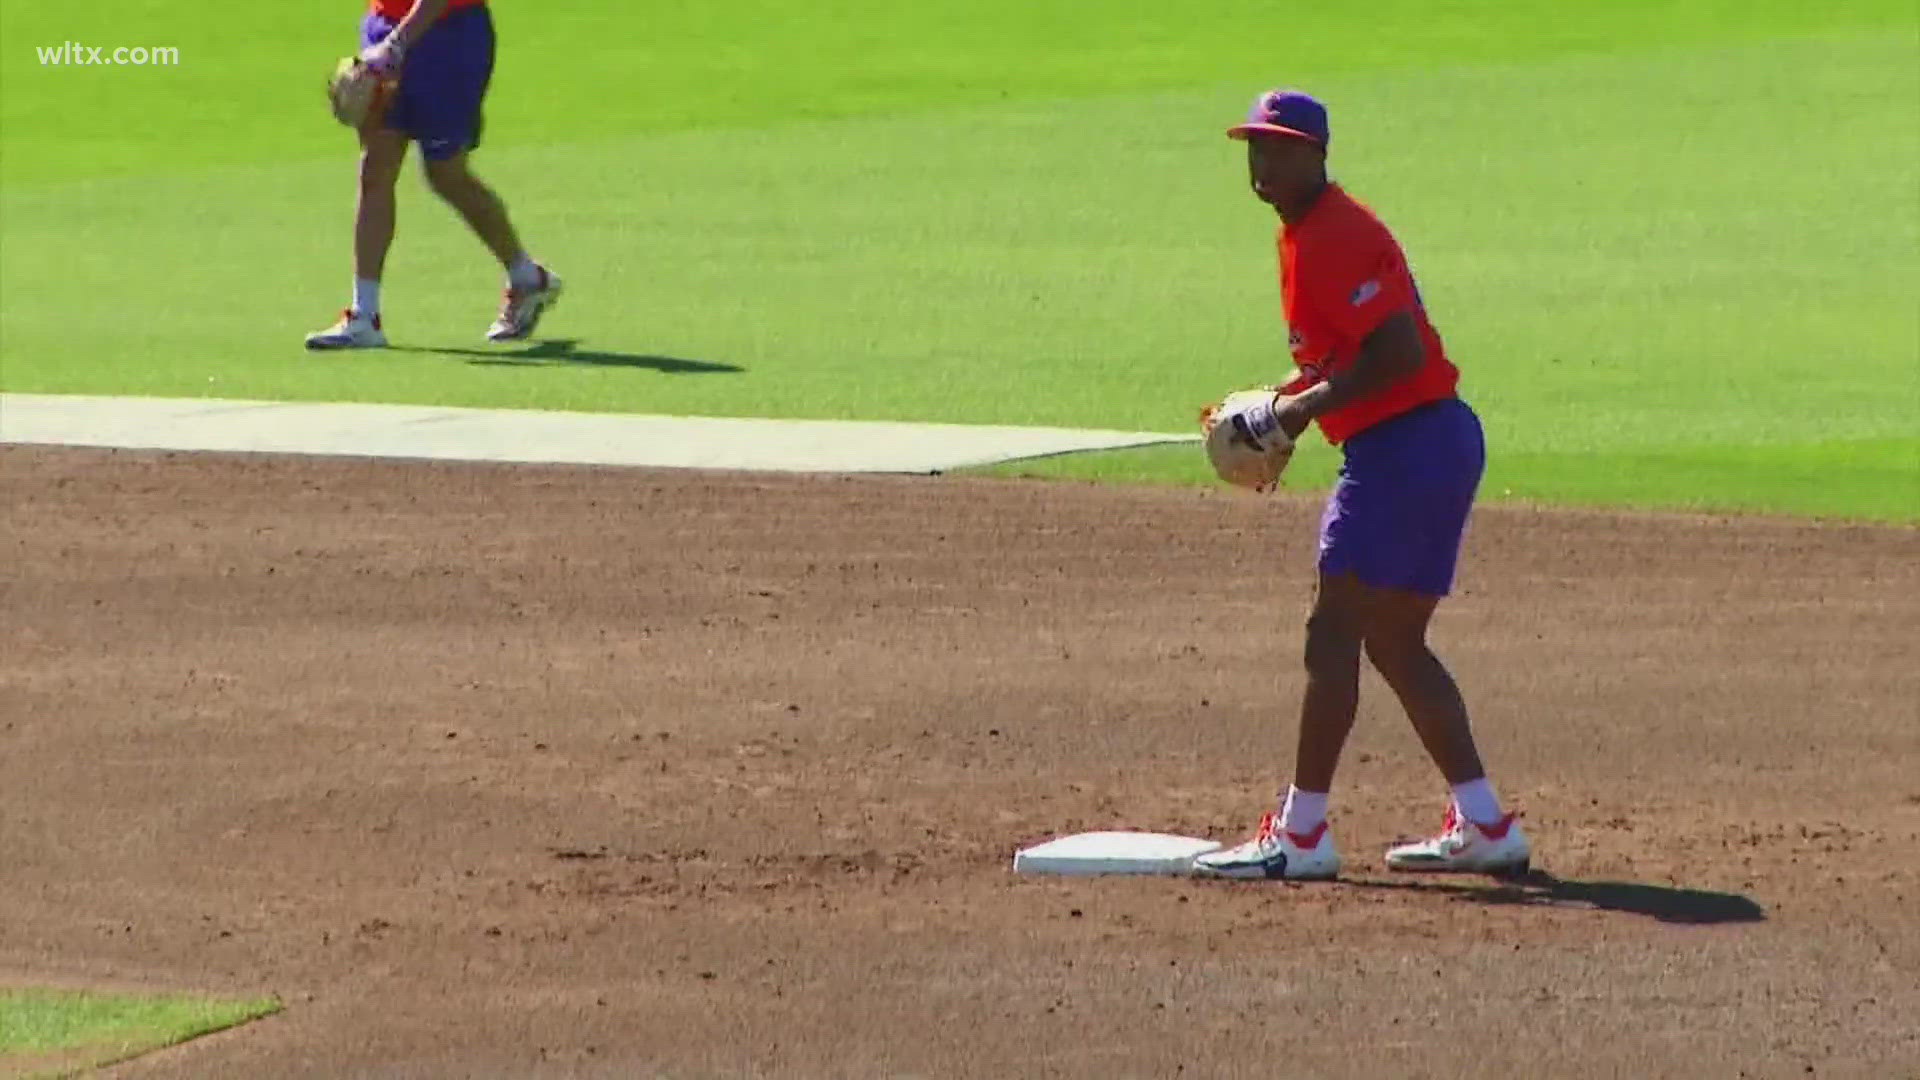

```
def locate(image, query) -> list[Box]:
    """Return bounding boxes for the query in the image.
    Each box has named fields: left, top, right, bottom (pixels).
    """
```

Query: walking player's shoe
left=304, top=308, right=386, bottom=350
left=1384, top=804, right=1530, bottom=875
left=487, top=266, right=562, bottom=342
left=1192, top=813, right=1340, bottom=881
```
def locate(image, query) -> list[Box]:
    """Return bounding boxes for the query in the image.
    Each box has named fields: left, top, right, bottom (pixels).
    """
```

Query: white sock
left=507, top=253, right=542, bottom=290
left=1277, top=785, right=1328, bottom=835
left=352, top=278, right=380, bottom=318
left=1451, top=778, right=1504, bottom=827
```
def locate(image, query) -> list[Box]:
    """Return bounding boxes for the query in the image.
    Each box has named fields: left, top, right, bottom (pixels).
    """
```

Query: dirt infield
left=3, top=445, right=1917, bottom=1079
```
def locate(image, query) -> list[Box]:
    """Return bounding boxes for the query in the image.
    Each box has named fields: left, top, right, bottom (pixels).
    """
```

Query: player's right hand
left=359, top=39, right=406, bottom=76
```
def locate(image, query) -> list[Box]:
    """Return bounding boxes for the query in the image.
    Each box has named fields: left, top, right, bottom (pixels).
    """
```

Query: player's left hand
left=1199, top=387, right=1296, bottom=493
left=327, top=56, right=394, bottom=129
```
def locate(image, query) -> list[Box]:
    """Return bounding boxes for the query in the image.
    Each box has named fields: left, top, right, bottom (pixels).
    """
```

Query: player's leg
left=420, top=151, right=561, bottom=339
left=1191, top=461, right=1376, bottom=884
left=407, top=5, right=560, bottom=341
left=423, top=152, right=520, bottom=269
left=1192, top=572, right=1361, bottom=881
left=307, top=17, right=412, bottom=350
left=1363, top=590, right=1484, bottom=785
left=306, top=127, right=408, bottom=350
left=354, top=126, right=409, bottom=295
left=1343, top=398, right=1528, bottom=873
left=1369, top=587, right=1529, bottom=874
left=1291, top=571, right=1370, bottom=794
left=1276, top=451, right=1380, bottom=841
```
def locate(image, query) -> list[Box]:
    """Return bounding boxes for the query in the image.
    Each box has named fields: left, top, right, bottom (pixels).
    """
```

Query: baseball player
left=1194, top=90, right=1531, bottom=880
left=307, top=0, right=560, bottom=350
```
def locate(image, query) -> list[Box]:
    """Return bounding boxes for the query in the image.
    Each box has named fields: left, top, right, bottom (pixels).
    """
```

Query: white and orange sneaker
left=304, top=308, right=386, bottom=350
left=486, top=265, right=562, bottom=342
left=1192, top=813, right=1340, bottom=881
left=1385, top=804, right=1531, bottom=875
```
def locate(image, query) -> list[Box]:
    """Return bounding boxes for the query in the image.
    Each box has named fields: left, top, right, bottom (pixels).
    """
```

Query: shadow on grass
left=392, top=339, right=743, bottom=374
left=1347, top=869, right=1765, bottom=925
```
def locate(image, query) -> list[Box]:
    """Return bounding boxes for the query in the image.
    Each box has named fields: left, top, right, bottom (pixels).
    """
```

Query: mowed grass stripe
left=4, top=2, right=1910, bottom=182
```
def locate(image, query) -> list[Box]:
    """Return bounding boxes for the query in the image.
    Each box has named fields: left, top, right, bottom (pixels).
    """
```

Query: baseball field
left=2, top=1, right=1918, bottom=1077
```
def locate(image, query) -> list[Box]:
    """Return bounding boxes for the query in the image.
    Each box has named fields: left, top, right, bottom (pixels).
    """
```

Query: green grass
left=0, top=988, right=280, bottom=1078
left=1, top=1, right=1915, bottom=521
left=973, top=437, right=1920, bottom=523
left=3, top=2, right=1905, bottom=183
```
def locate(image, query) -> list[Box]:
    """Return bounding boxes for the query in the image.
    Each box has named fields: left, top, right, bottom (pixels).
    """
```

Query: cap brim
left=1227, top=123, right=1321, bottom=144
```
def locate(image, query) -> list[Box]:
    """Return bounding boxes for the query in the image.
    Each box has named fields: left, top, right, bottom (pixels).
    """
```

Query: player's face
left=1246, top=135, right=1323, bottom=206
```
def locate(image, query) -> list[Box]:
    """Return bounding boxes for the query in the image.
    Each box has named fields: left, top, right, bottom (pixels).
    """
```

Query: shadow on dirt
left=1348, top=870, right=1766, bottom=924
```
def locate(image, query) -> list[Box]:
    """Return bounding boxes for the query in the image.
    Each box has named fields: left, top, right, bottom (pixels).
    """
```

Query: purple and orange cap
left=1227, top=89, right=1329, bottom=148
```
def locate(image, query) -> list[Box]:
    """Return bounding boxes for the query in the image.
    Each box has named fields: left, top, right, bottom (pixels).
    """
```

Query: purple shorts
left=360, top=6, right=495, bottom=161
left=1318, top=397, right=1485, bottom=597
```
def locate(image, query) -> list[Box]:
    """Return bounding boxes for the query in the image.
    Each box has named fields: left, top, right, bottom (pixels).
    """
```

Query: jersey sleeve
left=1308, top=221, right=1417, bottom=346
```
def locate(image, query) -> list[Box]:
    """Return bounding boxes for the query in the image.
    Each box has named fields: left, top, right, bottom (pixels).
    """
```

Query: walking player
left=1194, top=90, right=1531, bottom=880
left=307, top=0, right=560, bottom=350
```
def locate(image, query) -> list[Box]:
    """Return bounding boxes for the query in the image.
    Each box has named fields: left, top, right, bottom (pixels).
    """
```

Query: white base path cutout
left=1013, top=832, right=1224, bottom=877
left=0, top=394, right=1198, bottom=475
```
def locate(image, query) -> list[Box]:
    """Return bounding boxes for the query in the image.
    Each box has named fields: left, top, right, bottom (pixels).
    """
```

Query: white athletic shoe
left=486, top=266, right=562, bottom=342
left=304, top=308, right=387, bottom=350
left=1192, top=813, right=1340, bottom=881
left=1384, top=803, right=1531, bottom=875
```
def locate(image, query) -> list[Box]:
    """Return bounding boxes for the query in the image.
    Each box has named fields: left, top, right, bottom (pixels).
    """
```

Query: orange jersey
left=1279, top=184, right=1458, bottom=445
left=370, top=0, right=485, bottom=20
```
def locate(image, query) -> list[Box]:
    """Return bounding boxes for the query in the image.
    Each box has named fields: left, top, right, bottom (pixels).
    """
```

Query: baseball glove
left=326, top=57, right=394, bottom=129
left=1199, top=387, right=1295, bottom=493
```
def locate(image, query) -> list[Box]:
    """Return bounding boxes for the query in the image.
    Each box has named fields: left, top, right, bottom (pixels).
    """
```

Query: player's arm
left=1274, top=310, right=1423, bottom=439
left=363, top=0, right=451, bottom=71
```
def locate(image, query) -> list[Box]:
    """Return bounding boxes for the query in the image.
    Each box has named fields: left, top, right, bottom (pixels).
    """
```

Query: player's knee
left=1303, top=611, right=1361, bottom=676
left=1363, top=630, right=1428, bottom=676
left=358, top=151, right=404, bottom=192
left=422, top=156, right=477, bottom=200
left=422, top=163, right=459, bottom=198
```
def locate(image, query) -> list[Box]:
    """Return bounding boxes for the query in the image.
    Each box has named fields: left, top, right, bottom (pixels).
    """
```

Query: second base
left=1013, top=831, right=1224, bottom=877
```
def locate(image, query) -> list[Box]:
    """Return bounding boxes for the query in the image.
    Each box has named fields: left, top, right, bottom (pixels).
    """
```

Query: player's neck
left=1275, top=179, right=1331, bottom=225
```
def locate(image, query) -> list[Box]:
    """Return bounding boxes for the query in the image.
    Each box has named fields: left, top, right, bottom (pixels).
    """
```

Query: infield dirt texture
left=3, top=446, right=1917, bottom=1077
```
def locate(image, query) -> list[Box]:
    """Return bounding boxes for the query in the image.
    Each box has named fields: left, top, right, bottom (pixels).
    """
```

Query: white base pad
left=1013, top=831, right=1224, bottom=877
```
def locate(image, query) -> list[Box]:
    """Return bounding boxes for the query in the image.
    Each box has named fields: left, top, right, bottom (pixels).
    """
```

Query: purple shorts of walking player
left=1193, top=88, right=1532, bottom=884
left=360, top=2, right=494, bottom=161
